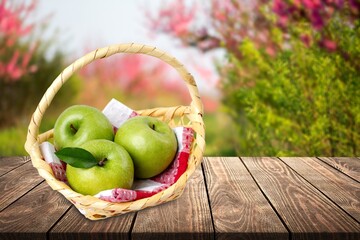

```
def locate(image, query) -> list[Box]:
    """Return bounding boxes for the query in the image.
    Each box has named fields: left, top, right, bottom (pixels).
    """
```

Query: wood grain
left=317, top=157, right=360, bottom=182
left=280, top=157, right=360, bottom=222
left=0, top=156, right=30, bottom=176
left=49, top=206, right=135, bottom=240
left=241, top=157, right=360, bottom=240
left=203, top=157, right=288, bottom=240
left=0, top=181, right=71, bottom=240
left=1, top=157, right=360, bottom=239
left=0, top=161, right=43, bottom=211
left=131, top=167, right=214, bottom=240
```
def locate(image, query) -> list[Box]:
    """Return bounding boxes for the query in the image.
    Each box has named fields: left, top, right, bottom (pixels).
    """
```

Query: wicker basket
left=24, top=43, right=205, bottom=220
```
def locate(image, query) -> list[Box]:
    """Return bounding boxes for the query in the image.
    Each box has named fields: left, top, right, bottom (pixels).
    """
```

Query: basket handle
left=25, top=43, right=203, bottom=152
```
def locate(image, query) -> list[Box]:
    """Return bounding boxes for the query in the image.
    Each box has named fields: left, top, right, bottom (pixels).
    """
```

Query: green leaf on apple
left=55, top=147, right=98, bottom=169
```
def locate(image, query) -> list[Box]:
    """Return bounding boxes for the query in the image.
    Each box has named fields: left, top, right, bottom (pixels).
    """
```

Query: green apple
left=54, top=105, right=114, bottom=150
left=66, top=139, right=134, bottom=195
left=114, top=116, right=177, bottom=179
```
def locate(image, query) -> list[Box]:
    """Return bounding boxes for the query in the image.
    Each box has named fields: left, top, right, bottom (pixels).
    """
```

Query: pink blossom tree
left=78, top=53, right=193, bottom=110
left=0, top=0, right=79, bottom=129
left=147, top=0, right=359, bottom=55
left=0, top=0, right=38, bottom=81
left=146, top=0, right=360, bottom=156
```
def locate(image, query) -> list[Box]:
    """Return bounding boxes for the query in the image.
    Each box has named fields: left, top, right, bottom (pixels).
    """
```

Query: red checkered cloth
left=40, top=142, right=67, bottom=182
left=95, top=126, right=194, bottom=202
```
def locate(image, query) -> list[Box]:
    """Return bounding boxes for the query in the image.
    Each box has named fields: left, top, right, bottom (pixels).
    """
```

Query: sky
left=29, top=0, right=222, bottom=98
left=34, top=0, right=167, bottom=55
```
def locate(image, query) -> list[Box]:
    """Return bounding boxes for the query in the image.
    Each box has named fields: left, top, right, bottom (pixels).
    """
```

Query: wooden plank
left=0, top=181, right=71, bottom=240
left=317, top=157, right=360, bottom=182
left=49, top=206, right=135, bottom=240
left=0, top=156, right=30, bottom=176
left=131, top=166, right=214, bottom=240
left=0, top=161, right=43, bottom=211
left=203, top=157, right=288, bottom=240
left=280, top=157, right=360, bottom=222
left=242, top=157, right=360, bottom=240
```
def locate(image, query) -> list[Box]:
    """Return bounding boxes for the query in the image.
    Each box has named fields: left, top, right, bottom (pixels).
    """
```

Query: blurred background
left=0, top=0, right=359, bottom=157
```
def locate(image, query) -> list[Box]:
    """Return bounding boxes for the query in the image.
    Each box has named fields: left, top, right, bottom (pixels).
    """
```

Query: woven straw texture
left=24, top=43, right=205, bottom=220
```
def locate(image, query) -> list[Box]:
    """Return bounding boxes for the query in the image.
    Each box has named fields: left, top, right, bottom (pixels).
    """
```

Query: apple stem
left=151, top=123, right=155, bottom=130
left=70, top=124, right=78, bottom=134
left=98, top=158, right=107, bottom=166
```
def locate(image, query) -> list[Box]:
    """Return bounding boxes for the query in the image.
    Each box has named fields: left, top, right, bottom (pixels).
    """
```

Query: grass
left=0, top=116, right=57, bottom=157
left=203, top=112, right=237, bottom=156
left=0, top=123, right=28, bottom=156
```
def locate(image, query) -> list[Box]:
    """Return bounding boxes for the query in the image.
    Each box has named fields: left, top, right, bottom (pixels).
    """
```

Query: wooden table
left=0, top=156, right=359, bottom=239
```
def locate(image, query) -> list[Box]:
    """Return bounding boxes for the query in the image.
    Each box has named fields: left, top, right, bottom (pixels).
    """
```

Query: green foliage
left=0, top=46, right=81, bottom=128
left=55, top=147, right=98, bottom=169
left=222, top=20, right=360, bottom=156
left=0, top=44, right=81, bottom=156
left=0, top=124, right=27, bottom=156
left=203, top=113, right=237, bottom=156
